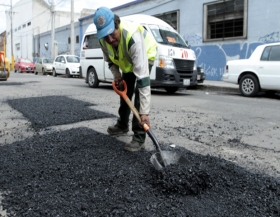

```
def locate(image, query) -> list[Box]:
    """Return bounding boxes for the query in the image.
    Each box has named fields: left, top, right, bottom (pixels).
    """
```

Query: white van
left=80, top=14, right=197, bottom=93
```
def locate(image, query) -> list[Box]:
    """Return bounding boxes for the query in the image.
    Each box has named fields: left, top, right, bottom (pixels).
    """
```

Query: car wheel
left=42, top=68, right=46, bottom=75
left=164, top=87, right=179, bottom=94
left=87, top=68, right=99, bottom=88
left=239, top=74, right=259, bottom=97
left=53, top=68, right=57, bottom=77
left=66, top=69, right=70, bottom=78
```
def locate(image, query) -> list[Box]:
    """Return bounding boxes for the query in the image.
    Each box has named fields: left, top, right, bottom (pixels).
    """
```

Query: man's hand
left=140, top=114, right=150, bottom=128
left=114, top=78, right=123, bottom=90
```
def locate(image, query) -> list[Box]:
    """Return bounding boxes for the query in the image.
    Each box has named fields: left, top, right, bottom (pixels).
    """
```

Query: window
left=154, top=11, right=179, bottom=31
left=261, top=45, right=280, bottom=61
left=68, top=37, right=71, bottom=44
left=76, top=35, right=79, bottom=43
left=27, top=22, right=31, bottom=26
left=203, top=0, right=248, bottom=41
left=261, top=47, right=271, bottom=61
left=18, top=26, right=21, bottom=30
left=16, top=43, right=20, bottom=51
left=269, top=45, right=280, bottom=61
left=23, top=24, right=26, bottom=28
left=86, top=34, right=100, bottom=49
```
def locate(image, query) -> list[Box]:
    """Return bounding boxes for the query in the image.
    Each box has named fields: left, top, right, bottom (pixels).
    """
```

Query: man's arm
left=129, top=31, right=151, bottom=115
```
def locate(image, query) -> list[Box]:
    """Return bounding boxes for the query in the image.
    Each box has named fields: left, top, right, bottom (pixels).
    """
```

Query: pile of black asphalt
left=6, top=96, right=116, bottom=130
left=0, top=96, right=279, bottom=216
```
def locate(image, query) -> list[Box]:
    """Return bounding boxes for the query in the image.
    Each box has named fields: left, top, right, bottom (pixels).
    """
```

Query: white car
left=53, top=55, right=80, bottom=78
left=35, top=57, right=54, bottom=75
left=223, top=42, right=280, bottom=97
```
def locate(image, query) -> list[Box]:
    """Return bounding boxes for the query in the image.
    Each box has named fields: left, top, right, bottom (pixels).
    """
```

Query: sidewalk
left=193, top=80, right=239, bottom=93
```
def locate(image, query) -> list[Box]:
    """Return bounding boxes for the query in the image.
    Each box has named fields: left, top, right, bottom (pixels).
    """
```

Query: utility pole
left=70, top=0, right=74, bottom=55
left=51, top=0, right=55, bottom=58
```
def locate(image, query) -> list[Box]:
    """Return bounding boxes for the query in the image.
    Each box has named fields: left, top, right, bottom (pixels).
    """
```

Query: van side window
left=83, top=34, right=100, bottom=49
left=85, top=34, right=100, bottom=49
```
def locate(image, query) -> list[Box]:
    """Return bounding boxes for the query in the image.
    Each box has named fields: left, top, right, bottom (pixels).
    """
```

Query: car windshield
left=148, top=24, right=188, bottom=48
left=21, top=59, right=32, bottom=63
left=43, top=58, right=53, bottom=63
left=66, top=56, right=80, bottom=63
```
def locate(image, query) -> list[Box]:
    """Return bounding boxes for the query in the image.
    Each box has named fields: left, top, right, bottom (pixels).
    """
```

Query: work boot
left=124, top=140, right=145, bottom=152
left=107, top=125, right=129, bottom=135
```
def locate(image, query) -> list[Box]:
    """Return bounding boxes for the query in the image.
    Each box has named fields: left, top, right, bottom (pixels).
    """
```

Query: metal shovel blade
left=150, top=151, right=189, bottom=171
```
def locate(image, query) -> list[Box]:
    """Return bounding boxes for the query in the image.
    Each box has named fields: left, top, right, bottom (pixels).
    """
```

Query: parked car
left=223, top=42, right=280, bottom=97
left=35, top=57, right=54, bottom=75
left=53, top=55, right=80, bottom=78
left=196, top=66, right=206, bottom=83
left=14, top=58, right=35, bottom=73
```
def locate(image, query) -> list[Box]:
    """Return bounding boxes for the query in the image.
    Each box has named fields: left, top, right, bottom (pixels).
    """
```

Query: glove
left=114, top=78, right=124, bottom=90
left=140, top=114, right=150, bottom=129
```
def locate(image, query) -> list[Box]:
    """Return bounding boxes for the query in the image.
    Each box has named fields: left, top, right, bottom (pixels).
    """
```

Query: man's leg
left=131, top=64, right=153, bottom=143
left=125, top=64, right=153, bottom=151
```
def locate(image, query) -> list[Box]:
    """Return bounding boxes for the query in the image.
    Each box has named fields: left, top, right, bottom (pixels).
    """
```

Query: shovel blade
left=150, top=151, right=188, bottom=171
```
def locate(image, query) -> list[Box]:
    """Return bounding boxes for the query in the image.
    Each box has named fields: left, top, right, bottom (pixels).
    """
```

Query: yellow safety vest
left=100, top=20, right=157, bottom=73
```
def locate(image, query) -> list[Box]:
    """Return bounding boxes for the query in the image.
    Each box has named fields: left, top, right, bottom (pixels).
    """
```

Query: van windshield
left=148, top=24, right=188, bottom=48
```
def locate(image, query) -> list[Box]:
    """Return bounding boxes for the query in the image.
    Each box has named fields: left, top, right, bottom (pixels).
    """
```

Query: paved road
left=1, top=72, right=280, bottom=216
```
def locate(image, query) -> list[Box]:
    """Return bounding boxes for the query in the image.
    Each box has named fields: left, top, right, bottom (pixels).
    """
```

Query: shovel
left=112, top=80, right=188, bottom=170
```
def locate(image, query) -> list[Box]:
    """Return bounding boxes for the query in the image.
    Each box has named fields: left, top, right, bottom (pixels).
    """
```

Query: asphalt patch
left=6, top=96, right=115, bottom=130
left=0, top=82, right=24, bottom=86
left=0, top=127, right=279, bottom=216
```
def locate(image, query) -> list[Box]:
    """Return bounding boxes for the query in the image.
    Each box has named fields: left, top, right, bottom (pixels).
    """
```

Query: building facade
left=5, top=0, right=90, bottom=63
left=6, top=0, right=280, bottom=81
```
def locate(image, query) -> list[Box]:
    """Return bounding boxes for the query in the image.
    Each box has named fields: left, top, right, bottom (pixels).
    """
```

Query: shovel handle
left=112, top=81, right=165, bottom=161
left=112, top=81, right=149, bottom=132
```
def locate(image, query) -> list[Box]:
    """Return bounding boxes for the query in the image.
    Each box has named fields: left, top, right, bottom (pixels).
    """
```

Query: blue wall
left=178, top=0, right=280, bottom=81
left=121, top=0, right=280, bottom=81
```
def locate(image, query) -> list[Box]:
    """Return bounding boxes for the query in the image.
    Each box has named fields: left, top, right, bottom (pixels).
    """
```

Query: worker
left=93, top=7, right=157, bottom=152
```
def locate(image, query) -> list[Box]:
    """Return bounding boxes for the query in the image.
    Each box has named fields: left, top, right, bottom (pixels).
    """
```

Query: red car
left=14, top=58, right=35, bottom=73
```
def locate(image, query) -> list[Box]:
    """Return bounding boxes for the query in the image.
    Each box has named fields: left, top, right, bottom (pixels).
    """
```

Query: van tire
left=88, top=68, right=99, bottom=88
left=164, top=87, right=179, bottom=94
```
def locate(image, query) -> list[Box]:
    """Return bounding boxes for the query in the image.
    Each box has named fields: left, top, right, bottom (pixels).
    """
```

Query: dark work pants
left=116, top=64, right=152, bottom=143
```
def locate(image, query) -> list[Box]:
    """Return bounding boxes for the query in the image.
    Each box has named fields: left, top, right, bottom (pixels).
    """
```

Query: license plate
left=197, top=75, right=201, bottom=80
left=183, top=79, right=190, bottom=86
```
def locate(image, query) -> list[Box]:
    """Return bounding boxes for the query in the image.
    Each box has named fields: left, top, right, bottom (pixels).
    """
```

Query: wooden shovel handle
left=112, top=81, right=149, bottom=132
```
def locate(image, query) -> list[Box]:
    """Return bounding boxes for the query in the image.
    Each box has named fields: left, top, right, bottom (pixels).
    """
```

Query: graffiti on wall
left=184, top=31, right=280, bottom=81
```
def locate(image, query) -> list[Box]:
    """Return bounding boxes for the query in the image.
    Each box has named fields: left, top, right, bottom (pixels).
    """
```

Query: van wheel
left=88, top=68, right=99, bottom=88
left=239, top=74, right=259, bottom=97
left=164, top=87, right=179, bottom=94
